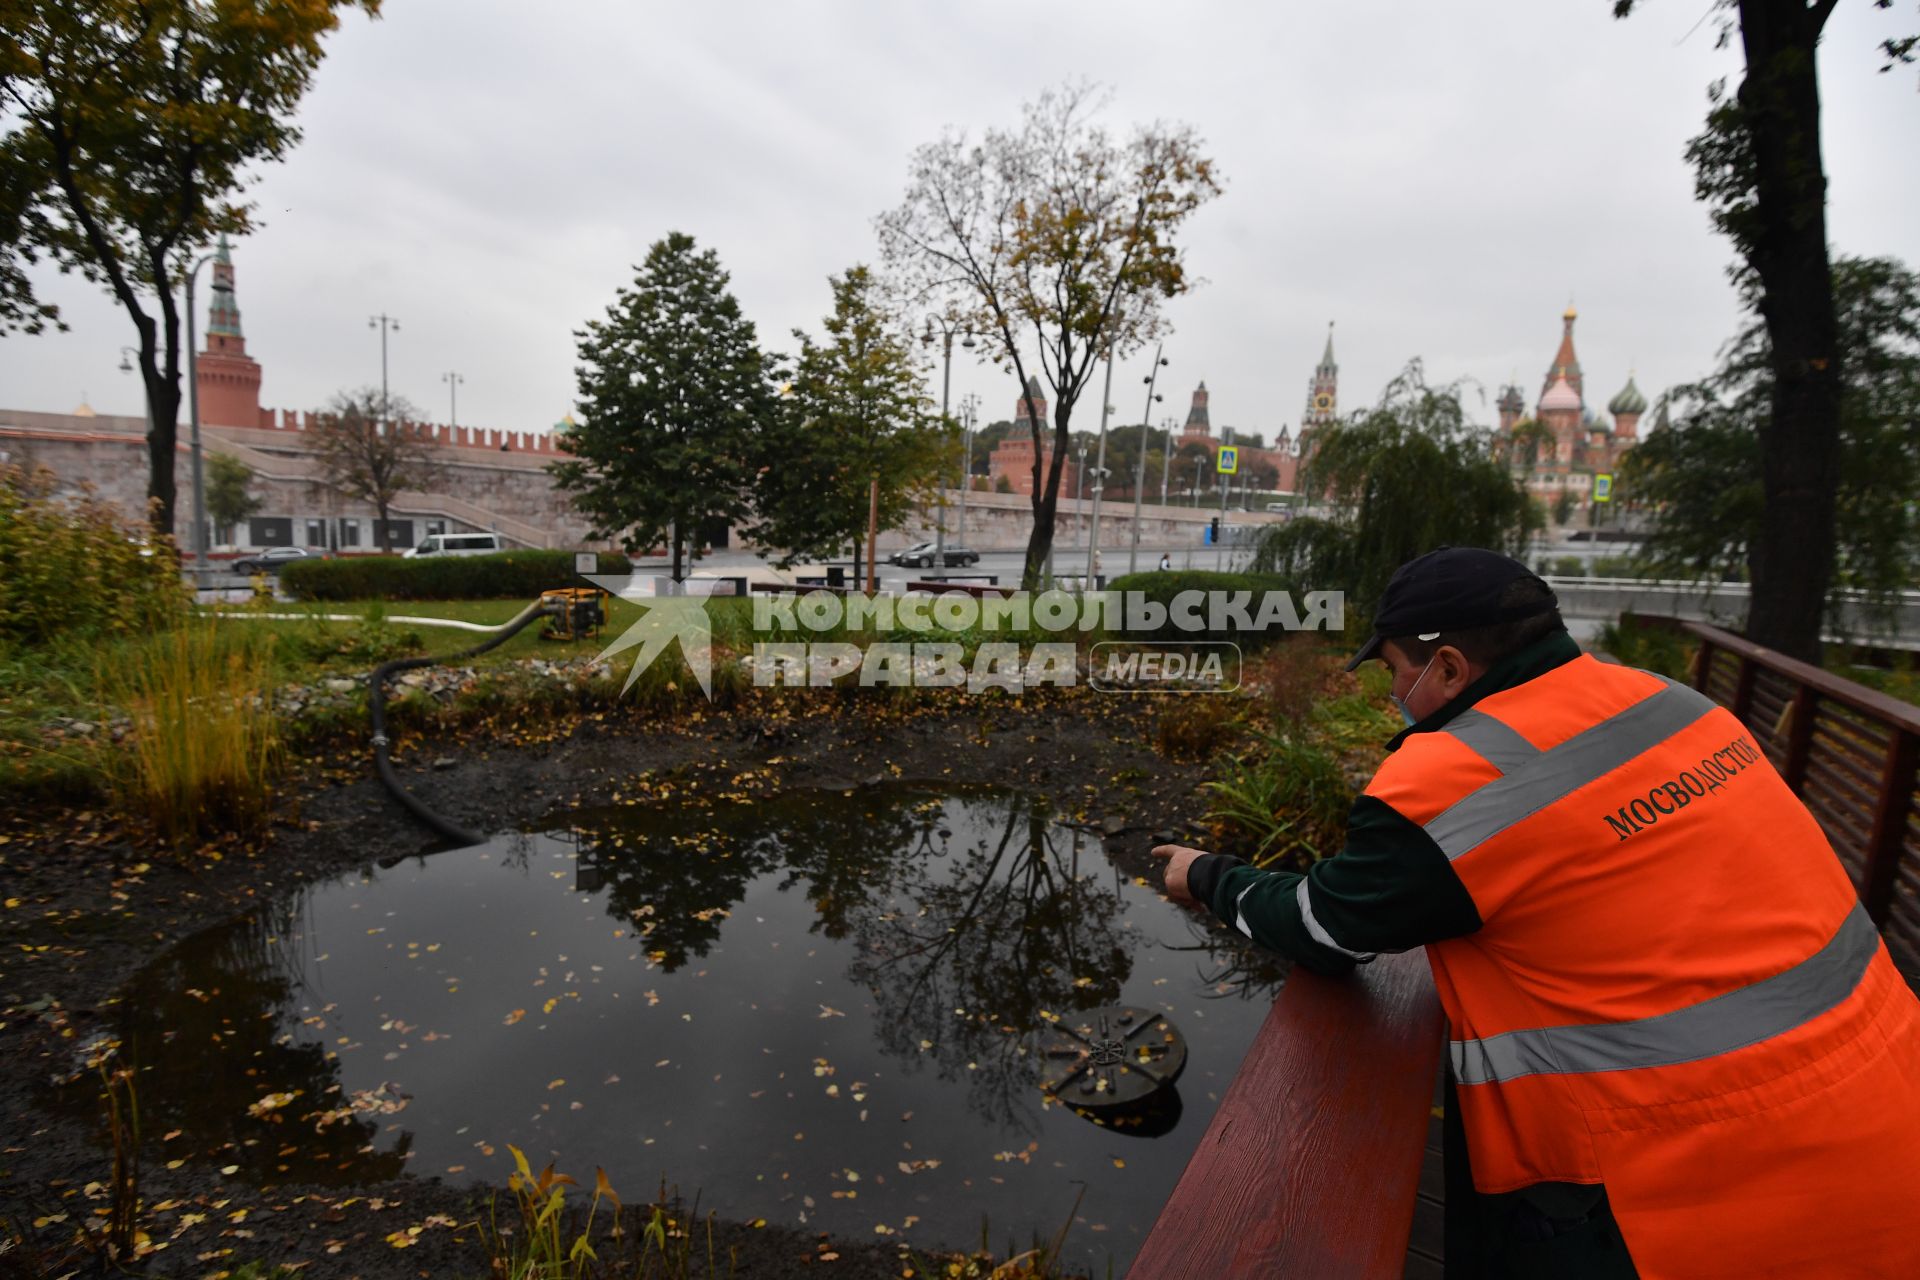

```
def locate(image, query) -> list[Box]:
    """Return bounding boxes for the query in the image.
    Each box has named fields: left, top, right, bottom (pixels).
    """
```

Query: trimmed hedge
left=1101, top=569, right=1320, bottom=645
left=281, top=549, right=632, bottom=602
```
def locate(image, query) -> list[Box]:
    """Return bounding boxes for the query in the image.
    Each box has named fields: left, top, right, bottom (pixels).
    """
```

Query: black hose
left=368, top=598, right=558, bottom=845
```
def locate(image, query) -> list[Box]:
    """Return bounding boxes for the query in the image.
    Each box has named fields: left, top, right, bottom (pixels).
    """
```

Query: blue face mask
left=1392, top=654, right=1439, bottom=727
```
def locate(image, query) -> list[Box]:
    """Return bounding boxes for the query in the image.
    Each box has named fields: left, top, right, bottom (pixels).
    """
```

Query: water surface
left=108, top=785, right=1287, bottom=1270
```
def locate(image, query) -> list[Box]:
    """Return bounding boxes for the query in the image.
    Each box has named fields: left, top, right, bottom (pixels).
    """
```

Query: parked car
left=231, top=546, right=317, bottom=575
left=888, top=541, right=981, bottom=568
left=404, top=532, right=504, bottom=558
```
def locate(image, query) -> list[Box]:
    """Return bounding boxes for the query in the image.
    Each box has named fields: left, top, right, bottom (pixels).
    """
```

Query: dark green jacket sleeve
left=1186, top=795, right=1482, bottom=976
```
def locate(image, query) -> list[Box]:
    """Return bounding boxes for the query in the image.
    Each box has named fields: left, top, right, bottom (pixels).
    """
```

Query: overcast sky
left=4, top=1, right=1916, bottom=443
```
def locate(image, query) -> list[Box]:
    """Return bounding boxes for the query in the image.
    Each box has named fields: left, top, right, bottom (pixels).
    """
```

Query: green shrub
left=1156, top=698, right=1244, bottom=760
left=1101, top=569, right=1305, bottom=645
left=0, top=464, right=185, bottom=649
left=1204, top=730, right=1352, bottom=867
left=1549, top=556, right=1586, bottom=577
left=287, top=615, right=425, bottom=666
left=1590, top=554, right=1658, bottom=579
left=281, top=549, right=631, bottom=602
left=1595, top=616, right=1697, bottom=681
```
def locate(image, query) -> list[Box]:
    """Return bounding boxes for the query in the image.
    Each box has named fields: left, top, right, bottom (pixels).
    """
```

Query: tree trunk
left=1020, top=404, right=1076, bottom=590
left=376, top=499, right=392, bottom=553
left=1737, top=0, right=1842, bottom=663
left=143, top=365, right=180, bottom=541
left=671, top=522, right=684, bottom=584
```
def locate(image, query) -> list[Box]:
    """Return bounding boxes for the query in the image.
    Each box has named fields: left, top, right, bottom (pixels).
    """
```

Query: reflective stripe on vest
left=1425, top=678, right=1716, bottom=860
left=1450, top=900, right=1880, bottom=1086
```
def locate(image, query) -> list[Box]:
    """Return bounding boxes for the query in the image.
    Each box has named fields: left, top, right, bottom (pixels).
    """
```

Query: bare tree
left=310, top=389, right=438, bottom=553
left=877, top=84, right=1223, bottom=588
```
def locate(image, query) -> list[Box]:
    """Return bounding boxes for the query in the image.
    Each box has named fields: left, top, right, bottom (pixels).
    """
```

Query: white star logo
left=585, top=575, right=715, bottom=699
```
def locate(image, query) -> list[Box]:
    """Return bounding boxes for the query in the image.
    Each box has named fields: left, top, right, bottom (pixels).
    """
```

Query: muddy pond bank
left=2, top=691, right=1280, bottom=1279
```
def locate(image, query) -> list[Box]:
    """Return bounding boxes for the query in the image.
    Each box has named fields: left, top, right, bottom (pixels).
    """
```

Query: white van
left=405, top=532, right=503, bottom=558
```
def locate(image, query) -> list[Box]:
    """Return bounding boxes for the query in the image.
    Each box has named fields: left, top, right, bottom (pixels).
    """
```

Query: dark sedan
left=888, top=541, right=981, bottom=568
left=230, top=546, right=318, bottom=575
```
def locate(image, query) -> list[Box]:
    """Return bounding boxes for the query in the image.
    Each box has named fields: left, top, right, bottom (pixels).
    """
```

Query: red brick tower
left=1016, top=375, right=1048, bottom=431
left=1185, top=380, right=1211, bottom=434
left=195, top=235, right=263, bottom=428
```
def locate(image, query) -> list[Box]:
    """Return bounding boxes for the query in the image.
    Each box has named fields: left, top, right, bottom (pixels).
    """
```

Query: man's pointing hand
left=1151, top=843, right=1210, bottom=908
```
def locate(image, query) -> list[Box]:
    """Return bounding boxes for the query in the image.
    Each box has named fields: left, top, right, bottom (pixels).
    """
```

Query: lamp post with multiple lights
left=369, top=313, right=400, bottom=426
left=442, top=370, right=464, bottom=428
left=955, top=392, right=980, bottom=548
left=921, top=315, right=975, bottom=565
left=178, top=248, right=230, bottom=583
left=1126, top=345, right=1168, bottom=575
left=1084, top=349, right=1116, bottom=583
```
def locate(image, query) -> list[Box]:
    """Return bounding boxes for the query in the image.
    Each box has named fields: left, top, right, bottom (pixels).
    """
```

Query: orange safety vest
left=1365, top=654, right=1920, bottom=1278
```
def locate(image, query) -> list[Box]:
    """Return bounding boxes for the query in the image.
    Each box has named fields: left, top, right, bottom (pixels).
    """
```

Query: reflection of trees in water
left=769, top=791, right=946, bottom=941
left=582, top=789, right=936, bottom=968
left=575, top=786, right=1139, bottom=1130
left=1163, top=915, right=1292, bottom=1004
left=589, top=812, right=781, bottom=972
left=845, top=793, right=1134, bottom=1130
left=106, top=898, right=410, bottom=1185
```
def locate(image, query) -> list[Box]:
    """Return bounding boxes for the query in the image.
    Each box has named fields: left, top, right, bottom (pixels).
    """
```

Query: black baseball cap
left=1345, top=547, right=1558, bottom=671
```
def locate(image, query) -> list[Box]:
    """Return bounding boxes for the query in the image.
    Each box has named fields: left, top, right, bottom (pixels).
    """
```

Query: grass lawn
left=204, top=595, right=646, bottom=672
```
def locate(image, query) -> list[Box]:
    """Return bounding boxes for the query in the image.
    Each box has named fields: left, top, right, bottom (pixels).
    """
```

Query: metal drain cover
left=1036, top=1005, right=1186, bottom=1109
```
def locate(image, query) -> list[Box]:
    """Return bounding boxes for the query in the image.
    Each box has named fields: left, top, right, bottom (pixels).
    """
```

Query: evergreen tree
left=553, top=233, right=778, bottom=581
left=747, top=266, right=954, bottom=577
left=204, top=452, right=261, bottom=544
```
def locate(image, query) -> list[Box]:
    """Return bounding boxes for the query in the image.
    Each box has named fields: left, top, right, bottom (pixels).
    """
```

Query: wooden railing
left=1664, top=618, right=1920, bottom=982
left=1130, top=950, right=1443, bottom=1278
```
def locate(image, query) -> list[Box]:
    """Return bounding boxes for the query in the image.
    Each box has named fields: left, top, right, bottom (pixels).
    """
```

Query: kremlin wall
left=0, top=239, right=596, bottom=553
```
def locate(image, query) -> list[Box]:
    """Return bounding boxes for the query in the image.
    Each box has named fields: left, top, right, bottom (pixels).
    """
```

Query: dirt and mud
left=0, top=690, right=1225, bottom=1279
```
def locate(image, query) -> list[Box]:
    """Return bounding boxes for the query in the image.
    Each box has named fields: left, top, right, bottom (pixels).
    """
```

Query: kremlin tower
left=194, top=235, right=263, bottom=428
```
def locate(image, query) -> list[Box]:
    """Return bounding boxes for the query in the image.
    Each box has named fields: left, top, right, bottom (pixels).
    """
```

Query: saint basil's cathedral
left=1496, top=307, right=1645, bottom=517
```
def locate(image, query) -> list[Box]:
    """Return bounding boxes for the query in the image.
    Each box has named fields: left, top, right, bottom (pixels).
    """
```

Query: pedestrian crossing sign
left=1594, top=473, right=1613, bottom=502
left=1216, top=446, right=1238, bottom=474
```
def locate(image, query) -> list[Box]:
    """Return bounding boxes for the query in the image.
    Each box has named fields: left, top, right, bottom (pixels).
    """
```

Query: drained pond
left=100, top=784, right=1287, bottom=1271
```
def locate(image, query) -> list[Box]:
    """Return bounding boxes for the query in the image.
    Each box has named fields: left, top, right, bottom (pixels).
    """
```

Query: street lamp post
left=116, top=346, right=152, bottom=437
left=1126, top=345, right=1168, bottom=575
left=921, top=316, right=975, bottom=567
left=442, top=370, right=464, bottom=428
left=180, top=249, right=225, bottom=585
left=369, top=313, right=400, bottom=425
left=955, top=392, right=979, bottom=552
left=1085, top=350, right=1115, bottom=583
left=1159, top=416, right=1174, bottom=507
left=1217, top=426, right=1234, bottom=571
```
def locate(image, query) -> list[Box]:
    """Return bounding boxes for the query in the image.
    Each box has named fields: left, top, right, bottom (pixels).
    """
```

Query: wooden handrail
left=1131, top=950, right=1443, bottom=1278
left=1661, top=617, right=1920, bottom=953
left=1674, top=619, right=1920, bottom=737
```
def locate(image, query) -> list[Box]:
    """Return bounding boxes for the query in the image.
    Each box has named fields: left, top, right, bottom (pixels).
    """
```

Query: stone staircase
left=199, top=427, right=555, bottom=549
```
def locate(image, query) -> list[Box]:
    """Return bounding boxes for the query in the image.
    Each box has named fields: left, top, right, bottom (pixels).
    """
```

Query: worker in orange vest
left=1155, top=547, right=1920, bottom=1279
